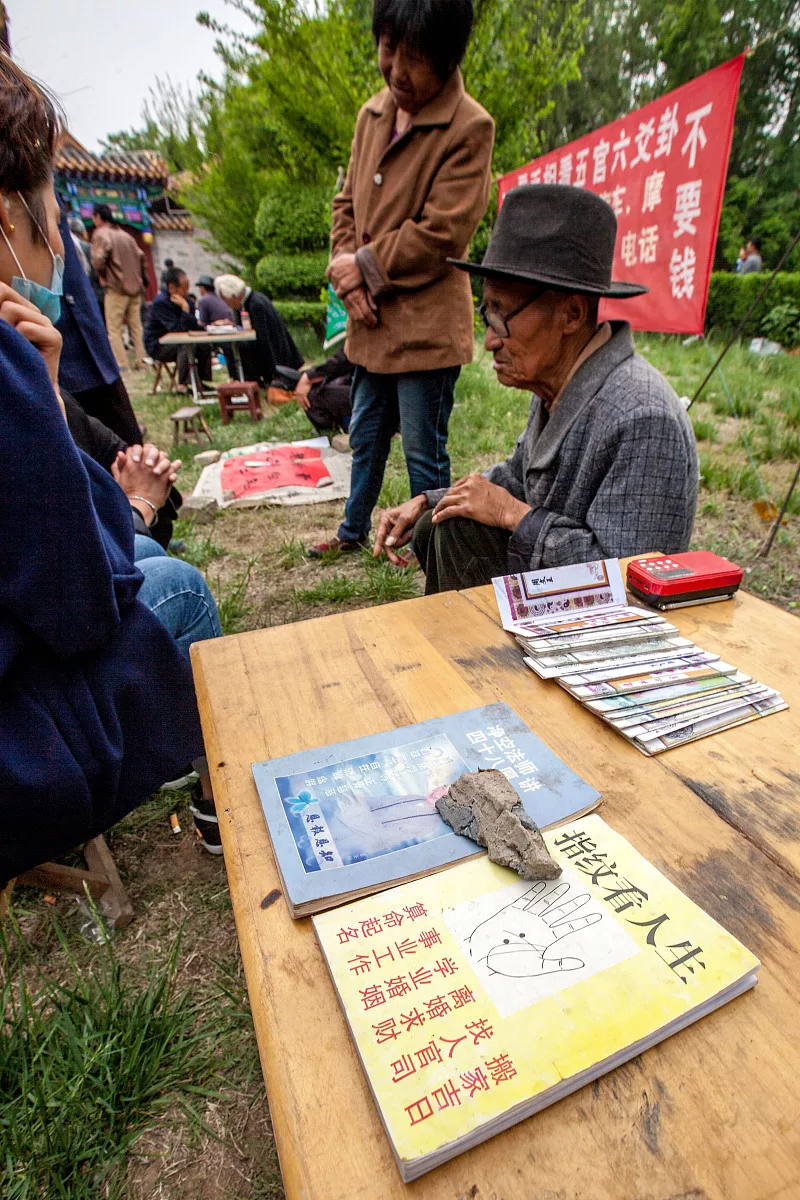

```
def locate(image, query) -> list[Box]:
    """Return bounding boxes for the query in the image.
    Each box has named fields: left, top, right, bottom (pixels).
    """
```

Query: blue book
left=252, top=702, right=601, bottom=917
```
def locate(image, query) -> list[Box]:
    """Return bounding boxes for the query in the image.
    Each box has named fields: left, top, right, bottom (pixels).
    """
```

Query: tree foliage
left=104, top=0, right=799, bottom=275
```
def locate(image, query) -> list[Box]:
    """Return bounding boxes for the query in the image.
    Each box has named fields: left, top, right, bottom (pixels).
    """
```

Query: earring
left=8, top=225, right=13, bottom=233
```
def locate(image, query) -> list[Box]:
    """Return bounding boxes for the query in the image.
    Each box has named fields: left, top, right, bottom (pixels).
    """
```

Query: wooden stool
left=151, top=361, right=178, bottom=394
left=8, top=836, right=134, bottom=930
left=170, top=405, right=213, bottom=447
left=217, top=381, right=263, bottom=425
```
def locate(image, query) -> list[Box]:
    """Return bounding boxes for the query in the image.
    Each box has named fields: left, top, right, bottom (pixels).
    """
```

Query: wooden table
left=191, top=581, right=800, bottom=1200
left=158, top=330, right=257, bottom=403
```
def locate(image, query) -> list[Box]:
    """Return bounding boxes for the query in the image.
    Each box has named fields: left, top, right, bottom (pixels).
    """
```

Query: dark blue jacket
left=56, top=207, right=120, bottom=393
left=0, top=322, right=203, bottom=880
left=144, top=290, right=198, bottom=357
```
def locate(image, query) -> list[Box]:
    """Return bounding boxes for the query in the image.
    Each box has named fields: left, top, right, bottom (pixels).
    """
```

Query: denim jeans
left=133, top=536, right=222, bottom=662
left=337, top=365, right=460, bottom=543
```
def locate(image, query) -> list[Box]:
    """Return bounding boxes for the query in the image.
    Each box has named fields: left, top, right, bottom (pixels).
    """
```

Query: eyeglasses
left=477, top=290, right=543, bottom=339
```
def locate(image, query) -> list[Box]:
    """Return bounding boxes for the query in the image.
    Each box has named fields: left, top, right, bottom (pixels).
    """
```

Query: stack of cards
left=493, top=560, right=787, bottom=756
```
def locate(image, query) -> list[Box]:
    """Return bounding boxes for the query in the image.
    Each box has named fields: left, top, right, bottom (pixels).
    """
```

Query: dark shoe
left=307, top=535, right=367, bottom=558
left=190, top=782, right=223, bottom=856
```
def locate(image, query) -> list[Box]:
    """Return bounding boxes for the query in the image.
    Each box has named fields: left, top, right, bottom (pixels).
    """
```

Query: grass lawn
left=3, top=332, right=798, bottom=1198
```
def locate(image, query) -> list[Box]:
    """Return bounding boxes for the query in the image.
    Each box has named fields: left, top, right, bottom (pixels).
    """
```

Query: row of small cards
left=517, top=606, right=786, bottom=754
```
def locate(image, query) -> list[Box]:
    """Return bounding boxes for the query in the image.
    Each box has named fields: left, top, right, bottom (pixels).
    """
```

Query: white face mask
left=1, top=195, right=64, bottom=324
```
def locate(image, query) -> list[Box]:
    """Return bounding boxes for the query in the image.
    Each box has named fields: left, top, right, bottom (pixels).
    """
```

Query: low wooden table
left=191, top=581, right=800, bottom=1200
left=158, top=330, right=257, bottom=404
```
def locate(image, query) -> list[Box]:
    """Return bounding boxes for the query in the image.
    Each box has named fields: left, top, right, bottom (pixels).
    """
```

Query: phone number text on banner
left=498, top=55, right=745, bottom=335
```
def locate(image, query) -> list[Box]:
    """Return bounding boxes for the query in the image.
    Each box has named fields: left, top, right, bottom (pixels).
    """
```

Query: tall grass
left=0, top=916, right=220, bottom=1200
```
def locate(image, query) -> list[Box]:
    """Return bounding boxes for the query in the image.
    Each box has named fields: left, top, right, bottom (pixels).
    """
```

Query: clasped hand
left=327, top=253, right=377, bottom=328
left=111, top=444, right=182, bottom=523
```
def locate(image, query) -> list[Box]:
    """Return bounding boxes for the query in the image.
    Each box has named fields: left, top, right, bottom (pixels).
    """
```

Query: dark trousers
left=412, top=510, right=511, bottom=595
left=307, top=378, right=352, bottom=434
left=72, top=376, right=141, bottom=445
left=152, top=344, right=212, bottom=387
left=338, top=365, right=459, bottom=543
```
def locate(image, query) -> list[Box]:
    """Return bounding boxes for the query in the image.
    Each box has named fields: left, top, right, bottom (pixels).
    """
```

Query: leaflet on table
left=603, top=682, right=771, bottom=730
left=619, top=686, right=778, bottom=738
left=535, top=650, right=719, bottom=688
left=514, top=608, right=662, bottom=638
left=492, top=559, right=627, bottom=633
left=560, top=661, right=739, bottom=700
left=516, top=620, right=676, bottom=653
left=523, top=637, right=695, bottom=678
left=604, top=681, right=770, bottom=727
left=583, top=671, right=753, bottom=713
left=313, top=814, right=759, bottom=1180
left=635, top=694, right=787, bottom=753
left=251, top=703, right=601, bottom=916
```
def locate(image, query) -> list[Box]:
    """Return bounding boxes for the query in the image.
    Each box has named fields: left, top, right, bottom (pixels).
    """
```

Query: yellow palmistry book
left=313, top=815, right=759, bottom=1181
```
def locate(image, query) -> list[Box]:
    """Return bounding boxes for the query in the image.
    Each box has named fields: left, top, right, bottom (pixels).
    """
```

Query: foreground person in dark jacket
left=0, top=55, right=217, bottom=879
left=374, top=186, right=699, bottom=591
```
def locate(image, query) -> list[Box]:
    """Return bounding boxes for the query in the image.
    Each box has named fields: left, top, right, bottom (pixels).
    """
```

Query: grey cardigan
left=428, top=322, right=698, bottom=571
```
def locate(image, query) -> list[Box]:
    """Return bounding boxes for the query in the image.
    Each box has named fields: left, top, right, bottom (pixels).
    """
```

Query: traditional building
left=54, top=133, right=222, bottom=298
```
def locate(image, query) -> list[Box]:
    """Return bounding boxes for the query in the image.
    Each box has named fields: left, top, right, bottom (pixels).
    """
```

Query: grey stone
left=331, top=433, right=351, bottom=453
left=179, top=495, right=218, bottom=524
left=436, top=769, right=561, bottom=880
left=194, top=449, right=221, bottom=466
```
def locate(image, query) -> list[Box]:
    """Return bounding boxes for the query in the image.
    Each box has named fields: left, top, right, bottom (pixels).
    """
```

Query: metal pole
left=687, top=226, right=800, bottom=410
left=760, top=459, right=800, bottom=558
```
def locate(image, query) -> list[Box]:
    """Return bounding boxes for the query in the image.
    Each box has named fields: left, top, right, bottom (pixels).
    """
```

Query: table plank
left=158, top=331, right=257, bottom=345
left=192, top=595, right=800, bottom=1200
left=462, top=582, right=800, bottom=882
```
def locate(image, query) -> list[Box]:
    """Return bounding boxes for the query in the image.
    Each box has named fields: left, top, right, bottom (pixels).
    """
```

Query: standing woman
left=310, top=0, right=494, bottom=555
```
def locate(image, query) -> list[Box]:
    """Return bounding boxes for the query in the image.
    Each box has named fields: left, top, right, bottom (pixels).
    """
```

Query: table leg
left=233, top=344, right=245, bottom=382
left=186, top=345, right=200, bottom=405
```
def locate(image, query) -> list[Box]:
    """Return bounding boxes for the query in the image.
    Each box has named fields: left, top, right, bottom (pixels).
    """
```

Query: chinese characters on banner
left=497, top=55, right=745, bottom=334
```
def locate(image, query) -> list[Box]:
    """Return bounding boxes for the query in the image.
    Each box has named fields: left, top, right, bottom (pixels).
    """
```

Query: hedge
left=254, top=251, right=329, bottom=301
left=705, top=271, right=800, bottom=342
left=273, top=300, right=327, bottom=333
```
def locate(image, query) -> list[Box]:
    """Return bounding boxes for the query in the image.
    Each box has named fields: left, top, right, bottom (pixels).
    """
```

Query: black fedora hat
left=449, top=184, right=647, bottom=299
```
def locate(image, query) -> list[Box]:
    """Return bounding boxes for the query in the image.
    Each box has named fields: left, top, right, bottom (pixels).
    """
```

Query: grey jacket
left=428, top=322, right=698, bottom=571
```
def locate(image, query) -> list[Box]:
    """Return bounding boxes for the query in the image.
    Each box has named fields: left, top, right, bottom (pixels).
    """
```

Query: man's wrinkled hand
left=432, top=474, right=531, bottom=531
left=373, top=495, right=428, bottom=565
left=111, top=443, right=182, bottom=520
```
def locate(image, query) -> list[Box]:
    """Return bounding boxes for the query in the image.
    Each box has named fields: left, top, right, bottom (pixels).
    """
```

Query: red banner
left=498, top=55, right=745, bottom=334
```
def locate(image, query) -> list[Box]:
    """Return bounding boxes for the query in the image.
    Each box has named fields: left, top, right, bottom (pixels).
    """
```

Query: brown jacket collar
left=364, top=69, right=465, bottom=128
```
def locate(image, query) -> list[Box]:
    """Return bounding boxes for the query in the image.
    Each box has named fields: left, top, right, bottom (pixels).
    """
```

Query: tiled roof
left=54, top=134, right=169, bottom=186
left=151, top=211, right=194, bottom=232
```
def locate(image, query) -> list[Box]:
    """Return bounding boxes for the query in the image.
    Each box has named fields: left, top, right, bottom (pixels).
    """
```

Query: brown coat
left=90, top=225, right=146, bottom=297
left=331, top=70, right=494, bottom=374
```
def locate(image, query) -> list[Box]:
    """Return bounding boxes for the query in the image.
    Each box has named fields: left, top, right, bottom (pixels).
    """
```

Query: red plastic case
left=626, top=551, right=743, bottom=610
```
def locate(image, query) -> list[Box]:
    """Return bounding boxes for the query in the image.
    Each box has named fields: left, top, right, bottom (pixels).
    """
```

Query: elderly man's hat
left=195, top=274, right=215, bottom=289
left=450, top=184, right=647, bottom=299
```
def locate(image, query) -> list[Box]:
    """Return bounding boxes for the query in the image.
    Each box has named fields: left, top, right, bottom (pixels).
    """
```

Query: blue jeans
left=134, top=536, right=222, bottom=662
left=337, top=366, right=460, bottom=543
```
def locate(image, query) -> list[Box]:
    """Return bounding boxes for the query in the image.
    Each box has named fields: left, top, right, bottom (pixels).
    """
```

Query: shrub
left=255, top=251, right=330, bottom=300
left=254, top=182, right=331, bottom=254
left=704, top=272, right=800, bottom=342
left=273, top=300, right=327, bottom=334
left=762, top=302, right=800, bottom=349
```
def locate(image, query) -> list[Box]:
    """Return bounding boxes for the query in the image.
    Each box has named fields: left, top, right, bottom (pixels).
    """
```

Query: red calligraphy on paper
left=497, top=55, right=744, bottom=334
left=220, top=445, right=331, bottom=500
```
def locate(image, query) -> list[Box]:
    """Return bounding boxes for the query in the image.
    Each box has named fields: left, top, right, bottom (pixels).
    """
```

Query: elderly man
left=374, top=185, right=698, bottom=591
left=215, top=273, right=303, bottom=385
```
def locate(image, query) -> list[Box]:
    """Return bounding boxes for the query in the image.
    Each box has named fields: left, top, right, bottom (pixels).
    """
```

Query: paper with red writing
left=498, top=55, right=745, bottom=334
left=314, top=815, right=758, bottom=1179
left=220, top=444, right=331, bottom=500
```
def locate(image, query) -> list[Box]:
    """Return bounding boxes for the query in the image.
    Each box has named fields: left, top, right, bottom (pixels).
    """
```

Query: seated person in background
left=0, top=56, right=222, bottom=874
left=144, top=266, right=211, bottom=392
left=215, top=272, right=303, bottom=386
left=195, top=273, right=237, bottom=381
left=195, top=274, right=235, bottom=326
left=374, top=185, right=699, bottom=592
left=292, top=345, right=353, bottom=435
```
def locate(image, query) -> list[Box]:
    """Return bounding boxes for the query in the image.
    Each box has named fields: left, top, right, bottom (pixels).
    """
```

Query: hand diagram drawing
left=464, top=881, right=602, bottom=979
